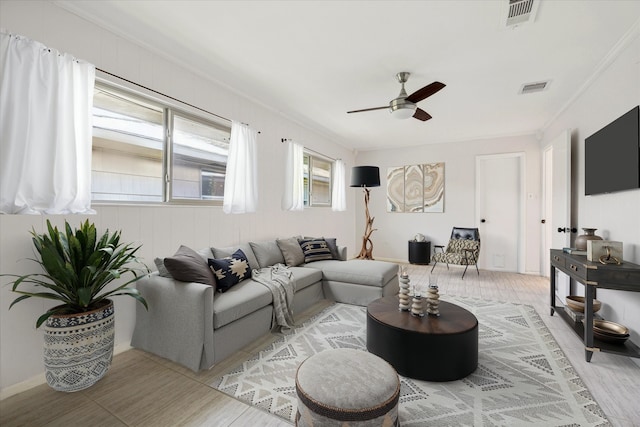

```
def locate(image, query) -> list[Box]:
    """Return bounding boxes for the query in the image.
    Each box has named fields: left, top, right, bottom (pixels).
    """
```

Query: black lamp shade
left=350, top=166, right=380, bottom=188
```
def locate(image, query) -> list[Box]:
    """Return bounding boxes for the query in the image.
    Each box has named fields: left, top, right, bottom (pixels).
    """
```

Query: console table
left=549, top=249, right=640, bottom=362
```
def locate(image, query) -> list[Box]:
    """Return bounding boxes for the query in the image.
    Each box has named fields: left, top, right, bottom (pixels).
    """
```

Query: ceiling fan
left=347, top=72, right=445, bottom=121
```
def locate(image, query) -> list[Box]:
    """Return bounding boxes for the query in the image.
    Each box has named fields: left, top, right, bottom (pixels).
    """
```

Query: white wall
left=356, top=134, right=542, bottom=274
left=0, top=0, right=356, bottom=395
left=542, top=24, right=640, bottom=346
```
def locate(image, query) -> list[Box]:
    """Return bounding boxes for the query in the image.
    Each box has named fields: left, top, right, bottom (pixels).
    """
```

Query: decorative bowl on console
left=565, top=296, right=602, bottom=313
left=593, top=319, right=629, bottom=344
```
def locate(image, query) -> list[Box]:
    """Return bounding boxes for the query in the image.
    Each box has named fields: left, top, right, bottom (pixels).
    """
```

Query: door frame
left=541, top=129, right=572, bottom=301
left=542, top=145, right=552, bottom=277
left=475, top=152, right=526, bottom=274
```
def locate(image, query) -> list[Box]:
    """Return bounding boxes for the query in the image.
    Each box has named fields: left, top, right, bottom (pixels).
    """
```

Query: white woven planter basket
left=43, top=300, right=115, bottom=392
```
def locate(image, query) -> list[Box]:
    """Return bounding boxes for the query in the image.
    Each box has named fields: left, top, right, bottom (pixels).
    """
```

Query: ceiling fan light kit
left=347, top=71, right=445, bottom=122
left=390, top=101, right=416, bottom=119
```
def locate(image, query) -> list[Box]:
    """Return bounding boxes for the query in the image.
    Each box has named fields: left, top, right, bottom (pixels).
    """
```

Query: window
left=91, top=83, right=231, bottom=204
left=170, top=113, right=230, bottom=202
left=303, top=153, right=332, bottom=207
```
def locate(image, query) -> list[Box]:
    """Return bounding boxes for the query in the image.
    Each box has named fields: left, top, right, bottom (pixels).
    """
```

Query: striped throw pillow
left=299, top=238, right=334, bottom=263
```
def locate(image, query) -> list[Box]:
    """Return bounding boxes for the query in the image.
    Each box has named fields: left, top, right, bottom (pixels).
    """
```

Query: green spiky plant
left=5, top=219, right=149, bottom=328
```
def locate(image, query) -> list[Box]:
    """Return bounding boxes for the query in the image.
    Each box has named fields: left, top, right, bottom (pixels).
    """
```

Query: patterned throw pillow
left=208, top=249, right=252, bottom=293
left=299, top=236, right=340, bottom=260
left=299, top=238, right=334, bottom=263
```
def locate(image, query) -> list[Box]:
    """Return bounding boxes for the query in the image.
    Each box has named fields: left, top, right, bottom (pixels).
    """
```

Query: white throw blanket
left=252, top=264, right=295, bottom=330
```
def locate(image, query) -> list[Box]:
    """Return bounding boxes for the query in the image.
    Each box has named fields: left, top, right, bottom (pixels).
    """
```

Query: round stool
left=295, top=348, right=400, bottom=426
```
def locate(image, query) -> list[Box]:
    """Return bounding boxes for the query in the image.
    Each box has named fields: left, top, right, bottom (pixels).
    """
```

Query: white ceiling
left=57, top=0, right=640, bottom=151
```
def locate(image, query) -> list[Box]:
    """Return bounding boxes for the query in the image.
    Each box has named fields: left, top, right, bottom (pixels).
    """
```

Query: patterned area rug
left=211, top=296, right=610, bottom=426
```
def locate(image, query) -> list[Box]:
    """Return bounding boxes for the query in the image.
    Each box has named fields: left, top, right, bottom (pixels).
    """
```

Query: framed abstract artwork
left=386, top=162, right=444, bottom=213
left=386, top=166, right=405, bottom=212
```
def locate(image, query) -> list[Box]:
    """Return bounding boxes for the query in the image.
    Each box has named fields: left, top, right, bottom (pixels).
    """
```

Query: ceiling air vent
left=520, top=81, right=549, bottom=94
left=506, top=0, right=539, bottom=27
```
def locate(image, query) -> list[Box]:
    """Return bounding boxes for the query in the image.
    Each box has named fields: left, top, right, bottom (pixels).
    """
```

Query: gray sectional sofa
left=131, top=237, right=399, bottom=372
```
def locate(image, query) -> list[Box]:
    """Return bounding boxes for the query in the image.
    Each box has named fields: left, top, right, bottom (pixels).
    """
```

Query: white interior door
left=543, top=129, right=572, bottom=301
left=476, top=153, right=524, bottom=273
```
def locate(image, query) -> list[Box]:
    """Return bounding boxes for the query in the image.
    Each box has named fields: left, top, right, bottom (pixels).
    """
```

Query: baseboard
left=375, top=257, right=405, bottom=264
left=0, top=373, right=46, bottom=401
left=0, top=342, right=133, bottom=400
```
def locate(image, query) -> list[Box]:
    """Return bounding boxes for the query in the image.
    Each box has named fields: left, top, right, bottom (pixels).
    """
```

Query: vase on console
left=575, top=228, right=602, bottom=251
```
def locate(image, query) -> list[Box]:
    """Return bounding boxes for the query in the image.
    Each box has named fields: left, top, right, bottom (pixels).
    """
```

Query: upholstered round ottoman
left=295, top=348, right=400, bottom=426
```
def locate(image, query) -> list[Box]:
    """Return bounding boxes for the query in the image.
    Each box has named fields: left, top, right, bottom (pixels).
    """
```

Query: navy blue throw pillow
left=208, top=249, right=252, bottom=293
left=299, top=238, right=334, bottom=263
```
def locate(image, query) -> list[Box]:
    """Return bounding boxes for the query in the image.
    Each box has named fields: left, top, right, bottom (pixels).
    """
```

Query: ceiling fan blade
left=413, top=108, right=432, bottom=121
left=347, top=106, right=389, bottom=114
left=406, top=82, right=446, bottom=103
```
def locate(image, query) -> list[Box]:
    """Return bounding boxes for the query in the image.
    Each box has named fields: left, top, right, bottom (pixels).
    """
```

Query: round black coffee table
left=366, top=296, right=478, bottom=381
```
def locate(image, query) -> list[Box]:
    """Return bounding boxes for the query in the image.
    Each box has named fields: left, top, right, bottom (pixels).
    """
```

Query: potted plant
left=4, top=219, right=149, bottom=392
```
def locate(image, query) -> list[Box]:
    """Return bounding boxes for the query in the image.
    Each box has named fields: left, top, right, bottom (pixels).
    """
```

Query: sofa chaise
left=131, top=237, right=399, bottom=372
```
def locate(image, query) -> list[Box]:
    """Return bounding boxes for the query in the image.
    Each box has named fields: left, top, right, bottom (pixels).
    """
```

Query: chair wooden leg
left=462, top=264, right=469, bottom=279
left=430, top=262, right=437, bottom=273
left=475, top=264, right=479, bottom=275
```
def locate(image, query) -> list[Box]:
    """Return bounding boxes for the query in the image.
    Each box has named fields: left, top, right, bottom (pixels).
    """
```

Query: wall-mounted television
left=585, top=105, right=640, bottom=196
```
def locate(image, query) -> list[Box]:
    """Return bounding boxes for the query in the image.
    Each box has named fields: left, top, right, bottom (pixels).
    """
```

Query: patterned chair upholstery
left=431, top=227, right=480, bottom=279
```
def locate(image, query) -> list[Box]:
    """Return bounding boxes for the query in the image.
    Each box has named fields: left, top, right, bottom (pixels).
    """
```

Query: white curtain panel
left=331, top=159, right=346, bottom=211
left=223, top=121, right=258, bottom=214
left=281, top=140, right=304, bottom=211
left=0, top=32, right=95, bottom=214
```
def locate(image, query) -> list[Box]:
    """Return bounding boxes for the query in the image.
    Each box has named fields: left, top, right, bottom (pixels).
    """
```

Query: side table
left=408, top=240, right=431, bottom=265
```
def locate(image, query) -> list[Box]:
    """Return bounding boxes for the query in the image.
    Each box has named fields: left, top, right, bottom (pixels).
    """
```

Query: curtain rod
left=96, top=67, right=260, bottom=133
left=281, top=138, right=339, bottom=161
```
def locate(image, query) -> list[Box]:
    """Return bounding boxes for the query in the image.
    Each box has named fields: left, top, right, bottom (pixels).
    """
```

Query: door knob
left=558, top=227, right=567, bottom=233
left=480, top=219, right=486, bottom=223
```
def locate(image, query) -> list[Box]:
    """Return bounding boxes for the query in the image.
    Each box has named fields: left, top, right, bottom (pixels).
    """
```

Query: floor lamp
left=350, top=166, right=380, bottom=260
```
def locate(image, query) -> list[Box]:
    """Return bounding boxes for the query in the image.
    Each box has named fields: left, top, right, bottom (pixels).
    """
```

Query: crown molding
left=542, top=18, right=640, bottom=134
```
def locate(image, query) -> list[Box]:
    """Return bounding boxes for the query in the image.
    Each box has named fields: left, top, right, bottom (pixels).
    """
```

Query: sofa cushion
left=304, top=259, right=398, bottom=288
left=277, top=237, right=306, bottom=266
left=288, top=266, right=323, bottom=291
left=212, top=243, right=260, bottom=275
left=208, top=249, right=252, bottom=293
left=163, top=245, right=216, bottom=286
left=213, top=279, right=273, bottom=329
left=249, top=240, right=285, bottom=268
left=299, top=238, right=334, bottom=263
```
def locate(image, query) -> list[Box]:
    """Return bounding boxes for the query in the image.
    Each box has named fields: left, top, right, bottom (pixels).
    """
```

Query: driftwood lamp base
left=355, top=187, right=376, bottom=260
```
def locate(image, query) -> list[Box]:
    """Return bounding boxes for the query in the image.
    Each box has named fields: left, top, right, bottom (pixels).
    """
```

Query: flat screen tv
left=585, top=105, right=640, bottom=196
